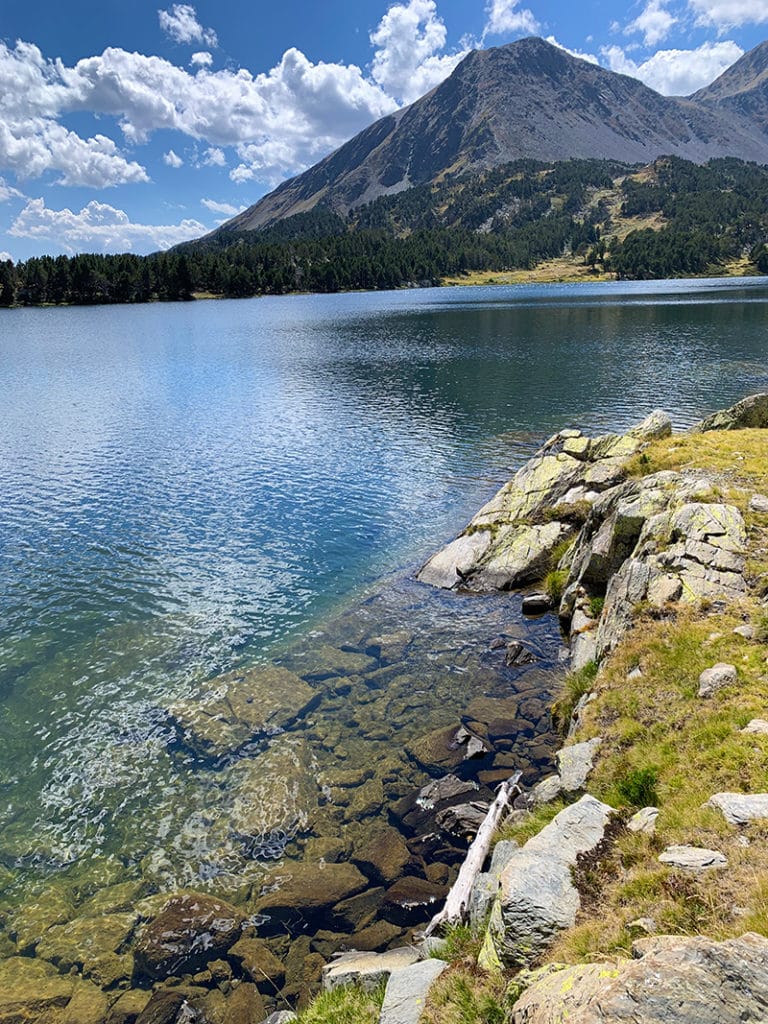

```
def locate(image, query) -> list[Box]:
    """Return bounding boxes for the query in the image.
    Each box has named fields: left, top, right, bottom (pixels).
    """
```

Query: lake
left=0, top=277, right=767, bottom=943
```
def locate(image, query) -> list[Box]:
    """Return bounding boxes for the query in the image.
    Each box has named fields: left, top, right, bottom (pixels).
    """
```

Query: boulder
left=480, top=795, right=613, bottom=970
left=35, top=912, right=137, bottom=977
left=521, top=593, right=553, bottom=615
left=380, top=877, right=448, bottom=927
left=468, top=839, right=519, bottom=927
left=406, top=723, right=489, bottom=774
left=254, top=861, right=367, bottom=929
left=557, top=738, right=602, bottom=793
left=658, top=845, right=727, bottom=871
left=228, top=937, right=285, bottom=989
left=258, top=1015, right=297, bottom=1024
left=0, top=958, right=76, bottom=1022
left=627, top=807, right=659, bottom=834
left=222, top=983, right=266, bottom=1024
left=322, top=947, right=421, bottom=992
left=352, top=828, right=413, bottom=885
left=530, top=775, right=564, bottom=805
left=468, top=521, right=573, bottom=592
left=698, top=663, right=738, bottom=698
left=706, top=792, right=768, bottom=825
left=379, top=958, right=449, bottom=1024
left=435, top=800, right=490, bottom=837
left=509, top=932, right=768, bottom=1023
left=106, top=989, right=153, bottom=1024
left=694, top=393, right=768, bottom=431
left=749, top=494, right=768, bottom=514
left=417, top=531, right=493, bottom=589
left=168, top=666, right=319, bottom=760
left=134, top=893, right=244, bottom=980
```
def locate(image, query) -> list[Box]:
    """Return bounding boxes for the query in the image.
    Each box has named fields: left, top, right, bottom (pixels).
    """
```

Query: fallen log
left=422, top=770, right=522, bottom=937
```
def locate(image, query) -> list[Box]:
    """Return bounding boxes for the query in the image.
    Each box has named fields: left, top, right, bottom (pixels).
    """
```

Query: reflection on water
left=0, top=277, right=766, bottom=918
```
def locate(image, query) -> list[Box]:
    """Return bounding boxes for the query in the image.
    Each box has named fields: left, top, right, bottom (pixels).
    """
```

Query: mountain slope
left=693, top=40, right=768, bottom=133
left=224, top=37, right=768, bottom=234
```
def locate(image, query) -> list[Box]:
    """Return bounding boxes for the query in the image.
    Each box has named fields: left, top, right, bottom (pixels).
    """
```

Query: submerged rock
left=168, top=665, right=319, bottom=760
left=509, top=932, right=768, bottom=1023
left=134, top=892, right=244, bottom=980
left=254, top=861, right=368, bottom=932
left=227, top=736, right=319, bottom=856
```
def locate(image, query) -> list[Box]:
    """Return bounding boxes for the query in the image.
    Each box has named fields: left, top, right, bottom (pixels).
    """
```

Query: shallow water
left=0, top=277, right=767, bottom=918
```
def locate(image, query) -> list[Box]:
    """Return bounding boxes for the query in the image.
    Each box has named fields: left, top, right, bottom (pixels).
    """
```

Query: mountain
left=692, top=40, right=768, bottom=133
left=223, top=37, right=768, bottom=235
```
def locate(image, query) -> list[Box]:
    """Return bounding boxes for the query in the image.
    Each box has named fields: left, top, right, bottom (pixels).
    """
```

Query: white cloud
left=483, top=0, right=540, bottom=39
left=0, top=3, right=472, bottom=193
left=545, top=36, right=599, bottom=65
left=0, top=177, right=25, bottom=201
left=602, top=39, right=744, bottom=95
left=9, top=197, right=205, bottom=253
left=688, top=0, right=768, bottom=29
left=158, top=4, right=218, bottom=47
left=626, top=0, right=677, bottom=46
left=370, top=0, right=468, bottom=105
left=190, top=51, right=212, bottom=67
left=201, top=146, right=226, bottom=166
left=201, top=198, right=244, bottom=215
left=163, top=149, right=183, bottom=167
left=0, top=251, right=13, bottom=262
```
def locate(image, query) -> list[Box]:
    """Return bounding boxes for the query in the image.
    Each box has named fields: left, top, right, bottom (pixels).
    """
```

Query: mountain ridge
left=221, top=36, right=768, bottom=236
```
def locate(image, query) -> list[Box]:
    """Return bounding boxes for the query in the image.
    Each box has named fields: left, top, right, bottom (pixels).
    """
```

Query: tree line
left=1, top=156, right=767, bottom=307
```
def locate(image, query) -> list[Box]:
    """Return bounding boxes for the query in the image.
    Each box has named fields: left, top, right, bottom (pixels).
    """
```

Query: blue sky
left=0, top=0, right=766, bottom=261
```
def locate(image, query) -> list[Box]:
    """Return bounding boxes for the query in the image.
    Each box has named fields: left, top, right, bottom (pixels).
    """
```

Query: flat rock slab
left=379, top=958, right=449, bottom=1024
left=557, top=737, right=602, bottom=792
left=168, top=666, right=319, bottom=760
left=698, top=663, right=738, bottom=698
left=707, top=792, right=768, bottom=825
left=322, top=947, right=421, bottom=992
left=509, top=932, right=768, bottom=1024
left=658, top=845, right=727, bottom=871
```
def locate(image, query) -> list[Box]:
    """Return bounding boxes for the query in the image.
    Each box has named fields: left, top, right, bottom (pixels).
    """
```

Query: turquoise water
left=0, top=277, right=767, bottom=897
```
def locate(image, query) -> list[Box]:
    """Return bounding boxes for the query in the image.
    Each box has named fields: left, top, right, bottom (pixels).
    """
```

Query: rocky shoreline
left=305, top=392, right=768, bottom=1024
left=2, top=393, right=768, bottom=1024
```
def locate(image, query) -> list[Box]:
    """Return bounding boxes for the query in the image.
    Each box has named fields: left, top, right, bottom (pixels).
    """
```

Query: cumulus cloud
left=200, top=198, right=243, bottom=215
left=158, top=4, right=218, bottom=47
left=625, top=0, right=677, bottom=46
left=370, top=0, right=468, bottom=105
left=0, top=2, right=472, bottom=191
left=9, top=197, right=206, bottom=253
left=0, top=41, right=148, bottom=186
left=163, top=149, right=183, bottom=167
left=545, top=36, right=599, bottom=64
left=688, top=0, right=768, bottom=29
left=190, top=51, right=212, bottom=67
left=602, top=39, right=744, bottom=95
left=483, top=0, right=540, bottom=39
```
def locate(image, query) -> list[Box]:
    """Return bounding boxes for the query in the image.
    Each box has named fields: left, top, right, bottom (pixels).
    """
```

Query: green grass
left=551, top=661, right=599, bottom=735
left=422, top=968, right=508, bottom=1024
left=544, top=568, right=569, bottom=603
left=295, top=983, right=384, bottom=1024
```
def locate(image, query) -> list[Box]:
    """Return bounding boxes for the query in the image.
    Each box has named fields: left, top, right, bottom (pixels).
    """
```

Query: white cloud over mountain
left=9, top=198, right=205, bottom=251
left=483, top=0, right=540, bottom=39
left=602, top=39, right=744, bottom=94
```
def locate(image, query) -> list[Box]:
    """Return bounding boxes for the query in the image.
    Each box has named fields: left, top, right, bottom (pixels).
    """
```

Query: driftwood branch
left=423, top=770, right=522, bottom=938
